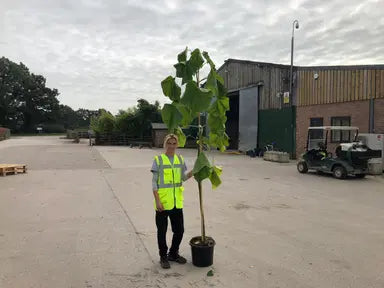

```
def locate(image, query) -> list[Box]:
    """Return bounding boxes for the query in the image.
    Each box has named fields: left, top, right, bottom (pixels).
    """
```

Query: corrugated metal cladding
left=297, top=67, right=384, bottom=106
left=217, top=60, right=292, bottom=110
left=239, top=87, right=259, bottom=151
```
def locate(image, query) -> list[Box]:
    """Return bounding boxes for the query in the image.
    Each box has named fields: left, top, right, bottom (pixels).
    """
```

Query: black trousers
left=155, top=208, right=184, bottom=257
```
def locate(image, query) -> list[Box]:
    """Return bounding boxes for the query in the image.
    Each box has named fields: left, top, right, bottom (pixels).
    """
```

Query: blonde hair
left=163, top=134, right=178, bottom=149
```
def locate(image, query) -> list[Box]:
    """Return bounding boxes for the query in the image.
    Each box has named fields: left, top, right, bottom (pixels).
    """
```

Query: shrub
left=0, top=127, right=11, bottom=140
left=90, top=111, right=116, bottom=134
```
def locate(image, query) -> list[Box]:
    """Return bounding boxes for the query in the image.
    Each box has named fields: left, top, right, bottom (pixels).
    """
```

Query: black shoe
left=168, top=253, right=187, bottom=264
left=160, top=257, right=170, bottom=269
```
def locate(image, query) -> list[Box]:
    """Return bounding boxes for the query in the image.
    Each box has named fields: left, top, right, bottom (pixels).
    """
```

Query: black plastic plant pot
left=189, top=236, right=216, bottom=267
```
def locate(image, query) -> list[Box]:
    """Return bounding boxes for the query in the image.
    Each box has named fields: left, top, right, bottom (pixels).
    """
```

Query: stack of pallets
left=0, top=164, right=27, bottom=176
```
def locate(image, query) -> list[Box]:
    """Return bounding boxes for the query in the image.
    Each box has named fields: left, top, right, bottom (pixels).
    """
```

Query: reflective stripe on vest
left=154, top=154, right=184, bottom=210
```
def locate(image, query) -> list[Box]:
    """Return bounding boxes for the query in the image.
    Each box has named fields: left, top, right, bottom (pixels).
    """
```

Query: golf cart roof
left=308, top=126, right=359, bottom=131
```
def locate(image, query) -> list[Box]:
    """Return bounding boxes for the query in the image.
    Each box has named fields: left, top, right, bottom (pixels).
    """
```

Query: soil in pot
left=190, top=236, right=216, bottom=267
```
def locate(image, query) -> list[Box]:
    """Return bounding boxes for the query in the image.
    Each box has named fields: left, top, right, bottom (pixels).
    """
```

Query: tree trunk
left=196, top=70, right=206, bottom=243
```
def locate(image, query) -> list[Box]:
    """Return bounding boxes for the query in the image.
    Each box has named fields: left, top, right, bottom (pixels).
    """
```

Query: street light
left=290, top=20, right=299, bottom=159
left=290, top=20, right=299, bottom=96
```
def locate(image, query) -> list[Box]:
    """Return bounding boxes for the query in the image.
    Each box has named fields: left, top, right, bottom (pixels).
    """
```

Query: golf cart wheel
left=355, top=174, right=366, bottom=179
left=297, top=161, right=308, bottom=173
left=332, top=165, right=347, bottom=179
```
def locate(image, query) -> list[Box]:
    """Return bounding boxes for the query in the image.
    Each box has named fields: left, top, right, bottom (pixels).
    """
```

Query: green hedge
left=40, top=123, right=65, bottom=133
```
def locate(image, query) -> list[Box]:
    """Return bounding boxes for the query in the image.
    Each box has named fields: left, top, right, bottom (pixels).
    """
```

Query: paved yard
left=1, top=136, right=384, bottom=288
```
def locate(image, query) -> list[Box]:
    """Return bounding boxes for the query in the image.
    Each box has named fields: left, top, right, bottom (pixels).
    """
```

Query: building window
left=331, top=116, right=351, bottom=142
left=309, top=118, right=324, bottom=139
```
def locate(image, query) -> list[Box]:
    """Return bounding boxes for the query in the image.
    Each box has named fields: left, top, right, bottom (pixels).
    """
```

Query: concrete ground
left=1, top=136, right=384, bottom=288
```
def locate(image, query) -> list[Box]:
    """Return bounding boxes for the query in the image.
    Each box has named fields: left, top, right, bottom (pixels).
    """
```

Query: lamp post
left=290, top=20, right=299, bottom=96
left=290, top=20, right=299, bottom=159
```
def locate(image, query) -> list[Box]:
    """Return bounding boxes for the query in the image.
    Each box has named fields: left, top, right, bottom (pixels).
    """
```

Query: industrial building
left=218, top=59, right=384, bottom=158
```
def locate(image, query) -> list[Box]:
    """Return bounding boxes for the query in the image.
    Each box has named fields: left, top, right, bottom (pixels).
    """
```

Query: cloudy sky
left=1, top=0, right=383, bottom=113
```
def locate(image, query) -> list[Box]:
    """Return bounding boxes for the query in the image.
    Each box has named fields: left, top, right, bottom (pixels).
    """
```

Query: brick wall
left=296, top=101, right=370, bottom=156
left=374, top=98, right=384, bottom=134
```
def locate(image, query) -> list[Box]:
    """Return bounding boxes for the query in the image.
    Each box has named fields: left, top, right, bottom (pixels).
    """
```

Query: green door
left=258, top=107, right=296, bottom=158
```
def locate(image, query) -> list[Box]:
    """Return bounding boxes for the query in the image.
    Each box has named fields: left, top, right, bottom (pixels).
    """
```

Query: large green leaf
left=197, top=136, right=210, bottom=147
left=193, top=152, right=212, bottom=182
left=176, top=103, right=194, bottom=128
left=209, top=97, right=229, bottom=118
left=161, top=76, right=181, bottom=102
left=175, top=126, right=186, bottom=147
left=188, top=49, right=204, bottom=76
left=209, top=132, right=229, bottom=152
left=161, top=104, right=182, bottom=132
left=207, top=114, right=226, bottom=134
left=181, top=81, right=213, bottom=114
left=205, top=70, right=218, bottom=97
left=209, top=165, right=222, bottom=189
left=206, top=76, right=229, bottom=153
left=174, top=62, right=193, bottom=84
left=193, top=151, right=210, bottom=172
left=216, top=73, right=224, bottom=85
left=177, top=47, right=187, bottom=63
left=217, top=97, right=229, bottom=115
left=202, top=51, right=215, bottom=70
left=205, top=67, right=225, bottom=99
left=196, top=166, right=212, bottom=182
left=217, top=80, right=227, bottom=97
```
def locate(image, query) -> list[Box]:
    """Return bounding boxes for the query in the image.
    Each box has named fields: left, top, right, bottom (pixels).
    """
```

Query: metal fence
left=94, top=133, right=152, bottom=147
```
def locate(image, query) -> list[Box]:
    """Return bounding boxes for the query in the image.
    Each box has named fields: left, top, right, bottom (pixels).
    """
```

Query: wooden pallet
left=0, top=164, right=27, bottom=176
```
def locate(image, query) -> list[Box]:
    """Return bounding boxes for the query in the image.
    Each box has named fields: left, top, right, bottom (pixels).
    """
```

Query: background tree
left=0, top=57, right=28, bottom=131
left=54, top=105, right=79, bottom=130
left=135, top=99, right=162, bottom=138
left=75, top=109, right=99, bottom=128
left=90, top=110, right=116, bottom=134
left=93, top=98, right=162, bottom=138
left=0, top=56, right=102, bottom=133
left=0, top=57, right=60, bottom=132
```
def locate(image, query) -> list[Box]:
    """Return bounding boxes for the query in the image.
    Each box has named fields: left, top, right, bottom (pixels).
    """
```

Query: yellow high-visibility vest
left=154, top=154, right=185, bottom=210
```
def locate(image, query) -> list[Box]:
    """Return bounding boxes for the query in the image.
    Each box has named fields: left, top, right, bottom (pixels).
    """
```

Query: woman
left=151, top=134, right=193, bottom=269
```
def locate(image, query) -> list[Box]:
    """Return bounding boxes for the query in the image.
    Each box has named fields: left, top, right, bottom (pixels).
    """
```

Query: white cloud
left=1, top=0, right=383, bottom=113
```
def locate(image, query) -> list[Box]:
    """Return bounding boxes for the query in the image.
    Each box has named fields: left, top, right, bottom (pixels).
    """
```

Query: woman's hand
left=156, top=200, right=164, bottom=212
left=187, top=171, right=193, bottom=179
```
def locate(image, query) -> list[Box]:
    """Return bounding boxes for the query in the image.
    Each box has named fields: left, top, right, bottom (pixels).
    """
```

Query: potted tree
left=160, top=48, right=229, bottom=267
